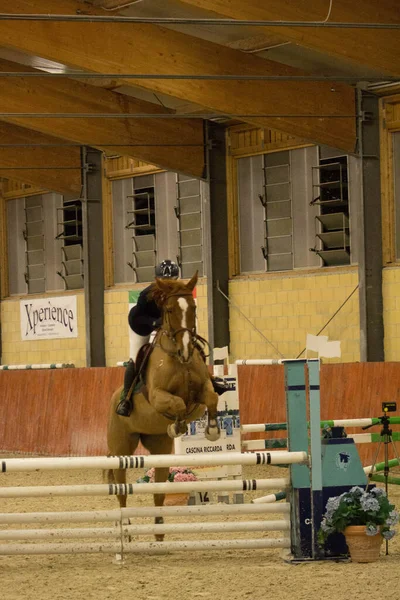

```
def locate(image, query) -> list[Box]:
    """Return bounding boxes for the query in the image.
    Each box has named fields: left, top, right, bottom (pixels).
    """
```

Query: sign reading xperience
left=20, top=296, right=78, bottom=340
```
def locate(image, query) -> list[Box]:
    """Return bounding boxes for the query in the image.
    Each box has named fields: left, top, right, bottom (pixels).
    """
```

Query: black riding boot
left=116, top=359, right=136, bottom=416
left=211, top=376, right=230, bottom=396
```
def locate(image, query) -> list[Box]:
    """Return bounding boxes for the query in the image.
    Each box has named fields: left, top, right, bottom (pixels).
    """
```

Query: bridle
left=153, top=289, right=211, bottom=423
left=156, top=291, right=204, bottom=363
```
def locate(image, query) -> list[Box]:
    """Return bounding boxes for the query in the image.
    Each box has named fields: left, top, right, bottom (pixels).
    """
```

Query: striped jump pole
left=0, top=450, right=307, bottom=473
left=0, top=477, right=291, bottom=499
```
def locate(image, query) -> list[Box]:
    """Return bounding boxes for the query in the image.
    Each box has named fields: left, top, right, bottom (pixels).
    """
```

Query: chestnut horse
left=107, top=272, right=220, bottom=539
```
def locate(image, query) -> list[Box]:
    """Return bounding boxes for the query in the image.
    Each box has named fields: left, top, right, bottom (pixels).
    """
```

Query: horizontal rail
left=252, top=492, right=287, bottom=504
left=0, top=538, right=291, bottom=556
left=0, top=451, right=307, bottom=473
left=364, top=458, right=400, bottom=475
left=0, top=520, right=290, bottom=541
left=0, top=363, right=74, bottom=370
left=0, top=15, right=396, bottom=28
left=0, top=503, right=290, bottom=525
left=0, top=478, right=290, bottom=498
left=241, top=417, right=400, bottom=433
left=242, top=432, right=400, bottom=451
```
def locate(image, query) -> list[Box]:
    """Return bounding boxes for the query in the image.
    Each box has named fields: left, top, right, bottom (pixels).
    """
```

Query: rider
left=116, top=259, right=228, bottom=417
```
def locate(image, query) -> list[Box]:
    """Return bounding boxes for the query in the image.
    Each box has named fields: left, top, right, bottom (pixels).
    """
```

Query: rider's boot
left=116, top=359, right=136, bottom=417
left=211, top=376, right=230, bottom=396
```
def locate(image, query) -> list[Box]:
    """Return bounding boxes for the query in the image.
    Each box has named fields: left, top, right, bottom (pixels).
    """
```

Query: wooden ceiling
left=0, top=0, right=398, bottom=191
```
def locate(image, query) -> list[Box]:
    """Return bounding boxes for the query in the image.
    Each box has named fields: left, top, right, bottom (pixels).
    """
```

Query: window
left=112, top=171, right=205, bottom=283
left=311, top=154, right=350, bottom=266
left=176, top=174, right=204, bottom=278
left=57, top=198, right=84, bottom=290
left=261, top=151, right=293, bottom=271
left=7, top=193, right=64, bottom=295
left=237, top=146, right=360, bottom=274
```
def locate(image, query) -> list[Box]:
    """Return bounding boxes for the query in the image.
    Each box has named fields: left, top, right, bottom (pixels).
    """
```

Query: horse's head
left=151, top=272, right=198, bottom=363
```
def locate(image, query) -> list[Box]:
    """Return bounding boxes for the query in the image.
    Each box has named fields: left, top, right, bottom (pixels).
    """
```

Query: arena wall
left=228, top=268, right=360, bottom=363
left=1, top=362, right=399, bottom=466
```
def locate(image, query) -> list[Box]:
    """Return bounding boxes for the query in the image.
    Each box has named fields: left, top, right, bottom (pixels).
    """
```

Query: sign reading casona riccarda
left=20, top=296, right=78, bottom=340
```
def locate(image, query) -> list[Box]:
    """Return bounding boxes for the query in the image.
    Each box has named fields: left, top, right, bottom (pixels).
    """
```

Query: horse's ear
left=186, top=271, right=198, bottom=292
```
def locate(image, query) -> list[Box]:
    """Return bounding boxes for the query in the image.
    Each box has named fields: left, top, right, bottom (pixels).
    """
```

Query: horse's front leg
left=200, top=380, right=221, bottom=442
left=151, top=387, right=187, bottom=438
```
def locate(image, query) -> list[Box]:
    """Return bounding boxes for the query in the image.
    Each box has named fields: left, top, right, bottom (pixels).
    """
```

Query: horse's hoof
left=167, top=423, right=182, bottom=438
left=113, top=553, right=126, bottom=565
left=205, top=420, right=221, bottom=442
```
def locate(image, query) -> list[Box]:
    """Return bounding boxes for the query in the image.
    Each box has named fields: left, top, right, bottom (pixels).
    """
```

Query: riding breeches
left=129, top=331, right=151, bottom=361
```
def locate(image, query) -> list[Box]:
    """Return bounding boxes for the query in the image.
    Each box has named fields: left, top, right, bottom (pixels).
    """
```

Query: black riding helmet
left=155, top=259, right=179, bottom=279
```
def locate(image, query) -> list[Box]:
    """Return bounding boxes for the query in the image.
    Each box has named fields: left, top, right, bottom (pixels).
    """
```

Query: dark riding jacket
left=128, top=284, right=162, bottom=337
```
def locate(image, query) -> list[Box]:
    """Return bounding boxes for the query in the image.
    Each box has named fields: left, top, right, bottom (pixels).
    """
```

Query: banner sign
left=174, top=376, right=242, bottom=479
left=20, top=296, right=78, bottom=340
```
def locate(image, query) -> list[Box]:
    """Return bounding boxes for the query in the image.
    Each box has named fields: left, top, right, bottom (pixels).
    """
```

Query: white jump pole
left=0, top=477, right=290, bottom=498
left=0, top=363, right=74, bottom=370
left=0, top=502, right=290, bottom=525
left=0, top=450, right=307, bottom=473
left=0, top=520, right=291, bottom=541
left=0, top=538, right=291, bottom=556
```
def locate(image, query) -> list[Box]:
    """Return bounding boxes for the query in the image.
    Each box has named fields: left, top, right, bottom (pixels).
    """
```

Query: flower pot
left=344, top=526, right=383, bottom=563
left=163, top=493, right=189, bottom=506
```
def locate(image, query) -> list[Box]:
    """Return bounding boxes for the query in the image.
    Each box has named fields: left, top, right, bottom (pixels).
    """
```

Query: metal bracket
left=258, top=194, right=266, bottom=207
left=174, top=205, right=180, bottom=218
left=359, top=110, right=374, bottom=123
left=261, top=246, right=268, bottom=260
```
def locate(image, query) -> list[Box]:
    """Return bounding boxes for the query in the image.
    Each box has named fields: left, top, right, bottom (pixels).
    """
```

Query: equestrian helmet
left=155, top=259, right=179, bottom=279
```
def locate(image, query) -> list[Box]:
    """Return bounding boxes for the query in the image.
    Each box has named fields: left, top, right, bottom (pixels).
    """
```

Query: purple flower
left=360, top=495, right=380, bottom=513
left=382, top=529, right=396, bottom=540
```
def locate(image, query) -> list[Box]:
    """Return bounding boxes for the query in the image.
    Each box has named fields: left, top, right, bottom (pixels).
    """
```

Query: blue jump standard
left=282, top=359, right=367, bottom=561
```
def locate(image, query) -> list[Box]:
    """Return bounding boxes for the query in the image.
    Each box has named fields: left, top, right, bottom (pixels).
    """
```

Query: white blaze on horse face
left=177, top=297, right=190, bottom=360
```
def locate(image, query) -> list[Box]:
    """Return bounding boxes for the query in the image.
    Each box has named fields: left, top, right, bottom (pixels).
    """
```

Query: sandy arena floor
left=1, top=460, right=400, bottom=600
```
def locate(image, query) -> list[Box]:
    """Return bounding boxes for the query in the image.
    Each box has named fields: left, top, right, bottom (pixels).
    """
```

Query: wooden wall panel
left=238, top=362, right=400, bottom=465
left=1, top=363, right=400, bottom=467
left=0, top=368, right=124, bottom=456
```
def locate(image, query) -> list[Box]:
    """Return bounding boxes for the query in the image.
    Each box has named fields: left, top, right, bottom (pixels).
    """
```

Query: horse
left=107, top=271, right=221, bottom=540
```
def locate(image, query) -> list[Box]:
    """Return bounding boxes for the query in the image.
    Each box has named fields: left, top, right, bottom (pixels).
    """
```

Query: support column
left=357, top=90, right=384, bottom=361
left=81, top=147, right=106, bottom=367
left=204, top=122, right=230, bottom=355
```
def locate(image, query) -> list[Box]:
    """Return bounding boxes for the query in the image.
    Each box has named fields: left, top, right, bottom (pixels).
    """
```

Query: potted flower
left=137, top=467, right=198, bottom=506
left=318, top=486, right=399, bottom=563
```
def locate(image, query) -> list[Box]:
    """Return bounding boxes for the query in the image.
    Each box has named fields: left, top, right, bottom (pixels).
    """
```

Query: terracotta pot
left=344, top=525, right=383, bottom=563
left=163, top=493, right=189, bottom=506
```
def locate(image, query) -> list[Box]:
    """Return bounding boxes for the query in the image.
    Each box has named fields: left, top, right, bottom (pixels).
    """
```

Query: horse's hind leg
left=109, top=433, right=140, bottom=509
left=141, top=434, right=174, bottom=542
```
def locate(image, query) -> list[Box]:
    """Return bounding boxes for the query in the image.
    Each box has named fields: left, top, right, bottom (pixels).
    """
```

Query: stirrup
left=116, top=398, right=133, bottom=417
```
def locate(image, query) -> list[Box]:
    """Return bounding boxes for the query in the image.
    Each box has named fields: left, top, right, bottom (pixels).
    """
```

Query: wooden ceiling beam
left=0, top=122, right=81, bottom=194
left=0, top=59, right=205, bottom=178
left=0, top=0, right=356, bottom=152
left=178, top=0, right=400, bottom=76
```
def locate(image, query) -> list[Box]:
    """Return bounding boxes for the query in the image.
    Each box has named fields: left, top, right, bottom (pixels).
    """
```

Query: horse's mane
left=148, top=279, right=190, bottom=308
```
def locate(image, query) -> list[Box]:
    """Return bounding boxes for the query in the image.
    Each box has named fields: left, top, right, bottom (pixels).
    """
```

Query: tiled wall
left=2, top=268, right=400, bottom=366
left=229, top=268, right=360, bottom=363
left=0, top=293, right=86, bottom=366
